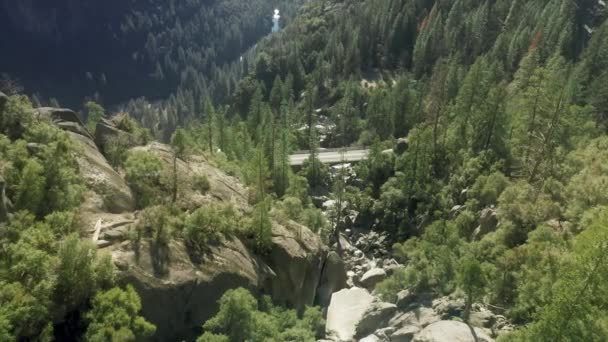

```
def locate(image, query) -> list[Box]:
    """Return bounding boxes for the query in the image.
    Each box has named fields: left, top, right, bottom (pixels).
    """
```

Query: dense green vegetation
left=171, top=0, right=608, bottom=339
left=3, top=0, right=608, bottom=340
left=0, top=96, right=154, bottom=340
left=198, top=287, right=324, bottom=342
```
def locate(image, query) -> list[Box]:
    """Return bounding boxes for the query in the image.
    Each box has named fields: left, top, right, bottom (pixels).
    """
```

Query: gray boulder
left=355, top=301, right=397, bottom=338
left=360, top=268, right=387, bottom=290
left=359, top=334, right=382, bottom=342
left=113, top=219, right=325, bottom=342
left=69, top=133, right=136, bottom=213
left=396, top=289, right=417, bottom=309
left=389, top=307, right=440, bottom=330
left=326, top=287, right=376, bottom=341
left=432, top=296, right=465, bottom=319
left=390, top=325, right=420, bottom=342
left=469, top=309, right=497, bottom=329
left=265, top=221, right=326, bottom=310
left=36, top=107, right=93, bottom=139
left=95, top=117, right=136, bottom=151
left=374, top=327, right=396, bottom=339
left=413, top=320, right=493, bottom=342
left=316, top=251, right=348, bottom=307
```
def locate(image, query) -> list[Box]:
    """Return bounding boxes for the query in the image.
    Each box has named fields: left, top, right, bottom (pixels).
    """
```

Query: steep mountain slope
left=199, top=0, right=608, bottom=340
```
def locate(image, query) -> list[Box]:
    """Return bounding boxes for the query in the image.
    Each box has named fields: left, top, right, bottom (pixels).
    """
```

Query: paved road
left=290, top=149, right=370, bottom=166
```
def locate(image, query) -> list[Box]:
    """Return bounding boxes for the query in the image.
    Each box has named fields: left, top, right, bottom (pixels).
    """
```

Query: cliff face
left=43, top=105, right=333, bottom=341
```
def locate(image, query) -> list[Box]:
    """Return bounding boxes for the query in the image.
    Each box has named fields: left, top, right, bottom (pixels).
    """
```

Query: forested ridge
left=2, top=0, right=608, bottom=341
left=198, top=0, right=608, bottom=339
left=0, top=0, right=301, bottom=125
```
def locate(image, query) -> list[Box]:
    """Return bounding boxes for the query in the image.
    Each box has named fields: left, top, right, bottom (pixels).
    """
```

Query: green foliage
left=497, top=182, right=560, bottom=247
left=55, top=234, right=114, bottom=310
left=111, top=113, right=152, bottom=146
left=376, top=267, right=420, bottom=303
left=124, top=150, right=165, bottom=208
left=197, top=333, right=230, bottom=342
left=193, top=173, right=211, bottom=194
left=85, top=285, right=156, bottom=342
left=203, top=288, right=257, bottom=342
left=469, top=171, right=510, bottom=208
left=249, top=201, right=273, bottom=255
left=184, top=204, right=237, bottom=256
left=104, top=132, right=131, bottom=168
left=0, top=95, right=33, bottom=139
left=456, top=254, right=486, bottom=319
left=503, top=207, right=608, bottom=341
left=85, top=101, right=105, bottom=134
left=0, top=101, right=84, bottom=218
left=136, top=205, right=183, bottom=245
left=202, top=287, right=323, bottom=342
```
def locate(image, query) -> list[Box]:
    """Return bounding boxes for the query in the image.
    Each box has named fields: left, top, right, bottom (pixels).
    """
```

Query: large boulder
left=264, top=220, right=325, bottom=310
left=36, top=107, right=93, bottom=140
left=326, top=287, right=376, bottom=341
left=396, top=289, right=417, bottom=309
left=94, top=117, right=136, bottom=151
left=432, top=296, right=465, bottom=319
left=413, top=320, right=493, bottom=342
left=389, top=307, right=440, bottom=330
left=355, top=301, right=397, bottom=338
left=390, top=325, right=420, bottom=342
left=316, top=251, right=348, bottom=307
left=69, top=132, right=135, bottom=213
left=360, top=268, right=387, bottom=290
left=113, top=218, right=326, bottom=341
left=112, top=238, right=270, bottom=342
left=325, top=287, right=397, bottom=341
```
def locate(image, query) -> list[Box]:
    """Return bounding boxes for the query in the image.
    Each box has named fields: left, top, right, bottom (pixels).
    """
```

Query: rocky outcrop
left=413, top=320, right=493, bottom=342
left=36, top=107, right=93, bottom=140
left=111, top=219, right=325, bottom=341
left=356, top=301, right=397, bottom=338
left=264, top=221, right=325, bottom=310
left=94, top=117, right=135, bottom=151
left=70, top=132, right=136, bottom=213
left=37, top=108, right=331, bottom=341
left=112, top=238, right=269, bottom=342
left=360, top=268, right=387, bottom=290
left=35, top=106, right=135, bottom=213
left=325, top=287, right=397, bottom=341
left=316, top=251, right=348, bottom=307
left=326, top=287, right=376, bottom=341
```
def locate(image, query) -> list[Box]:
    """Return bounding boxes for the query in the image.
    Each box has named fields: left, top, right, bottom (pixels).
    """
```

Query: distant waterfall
left=272, top=9, right=280, bottom=33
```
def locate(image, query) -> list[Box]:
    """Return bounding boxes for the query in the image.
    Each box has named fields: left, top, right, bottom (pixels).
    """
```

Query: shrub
left=137, top=205, right=182, bottom=245
left=105, top=132, right=130, bottom=168
left=248, top=201, right=273, bottom=255
left=85, top=286, right=156, bottom=341
left=201, top=288, right=323, bottom=342
left=184, top=204, right=236, bottom=255
left=125, top=151, right=165, bottom=208
left=85, top=101, right=105, bottom=134
left=193, top=173, right=211, bottom=194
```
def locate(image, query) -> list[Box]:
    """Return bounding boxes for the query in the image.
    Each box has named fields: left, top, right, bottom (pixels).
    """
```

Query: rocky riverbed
left=319, top=229, right=514, bottom=342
